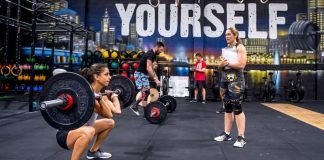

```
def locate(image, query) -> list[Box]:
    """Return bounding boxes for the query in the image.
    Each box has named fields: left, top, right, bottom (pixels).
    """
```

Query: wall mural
left=68, top=0, right=307, bottom=60
left=66, top=0, right=324, bottom=100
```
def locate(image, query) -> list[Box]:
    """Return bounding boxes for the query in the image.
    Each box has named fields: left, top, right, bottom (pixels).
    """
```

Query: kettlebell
left=23, top=74, right=29, bottom=81
left=38, top=85, right=43, bottom=91
left=33, top=85, right=39, bottom=92
left=34, top=75, right=40, bottom=81
left=4, top=83, right=10, bottom=91
left=20, top=84, right=25, bottom=91
left=40, top=75, right=46, bottom=81
left=15, top=84, right=19, bottom=91
left=18, top=75, right=23, bottom=81
left=34, top=63, right=40, bottom=70
left=22, top=64, right=28, bottom=70
left=39, top=64, right=45, bottom=70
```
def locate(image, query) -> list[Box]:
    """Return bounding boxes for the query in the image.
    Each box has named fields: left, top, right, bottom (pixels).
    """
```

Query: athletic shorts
left=134, top=71, right=150, bottom=90
left=220, top=81, right=245, bottom=110
left=193, top=80, right=207, bottom=89
left=56, top=130, right=69, bottom=150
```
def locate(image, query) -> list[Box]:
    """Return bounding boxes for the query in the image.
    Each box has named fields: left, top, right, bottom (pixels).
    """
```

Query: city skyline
left=65, top=0, right=322, bottom=61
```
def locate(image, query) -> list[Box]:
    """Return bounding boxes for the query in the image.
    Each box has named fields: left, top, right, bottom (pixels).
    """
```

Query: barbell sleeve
left=40, top=98, right=65, bottom=110
left=100, top=89, right=121, bottom=96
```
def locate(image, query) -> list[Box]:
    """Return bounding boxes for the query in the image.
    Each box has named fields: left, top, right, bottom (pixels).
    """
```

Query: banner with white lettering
left=68, top=0, right=307, bottom=58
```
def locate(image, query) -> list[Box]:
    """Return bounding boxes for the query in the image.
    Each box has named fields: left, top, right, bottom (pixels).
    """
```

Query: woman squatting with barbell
left=55, top=63, right=121, bottom=160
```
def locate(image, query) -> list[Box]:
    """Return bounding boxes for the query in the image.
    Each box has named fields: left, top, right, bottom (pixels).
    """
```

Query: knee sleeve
left=142, top=89, right=150, bottom=101
left=233, top=104, right=243, bottom=115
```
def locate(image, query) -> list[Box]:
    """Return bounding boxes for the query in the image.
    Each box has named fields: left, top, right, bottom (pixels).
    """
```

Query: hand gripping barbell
left=39, top=72, right=136, bottom=130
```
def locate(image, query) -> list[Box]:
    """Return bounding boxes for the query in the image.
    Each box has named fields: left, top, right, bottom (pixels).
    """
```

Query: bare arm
left=103, top=94, right=121, bottom=115
left=218, top=56, right=228, bottom=70
left=153, top=61, right=158, bottom=70
left=227, top=44, right=247, bottom=69
left=147, top=59, right=157, bottom=80
left=94, top=99, right=113, bottom=118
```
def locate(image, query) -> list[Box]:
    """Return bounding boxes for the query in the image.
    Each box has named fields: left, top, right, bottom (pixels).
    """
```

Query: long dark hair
left=80, top=63, right=108, bottom=83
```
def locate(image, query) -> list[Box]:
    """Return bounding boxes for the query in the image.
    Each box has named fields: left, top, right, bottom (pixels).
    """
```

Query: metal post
left=15, top=0, right=21, bottom=68
left=51, top=32, right=55, bottom=71
left=84, top=30, right=89, bottom=68
left=4, top=0, right=11, bottom=65
left=69, top=27, right=74, bottom=71
left=314, top=0, right=318, bottom=100
left=85, top=0, right=89, bottom=27
left=29, top=1, right=37, bottom=112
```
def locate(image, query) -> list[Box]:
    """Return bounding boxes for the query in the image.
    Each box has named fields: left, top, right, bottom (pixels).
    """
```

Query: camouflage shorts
left=220, top=81, right=245, bottom=105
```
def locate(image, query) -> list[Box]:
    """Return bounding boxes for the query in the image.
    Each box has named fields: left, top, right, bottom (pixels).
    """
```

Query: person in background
left=190, top=52, right=207, bottom=104
left=129, top=42, right=164, bottom=116
left=216, top=89, right=226, bottom=114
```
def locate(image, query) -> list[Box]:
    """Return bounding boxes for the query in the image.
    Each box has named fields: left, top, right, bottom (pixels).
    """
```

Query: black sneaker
left=129, top=104, right=140, bottom=116
left=213, top=132, right=232, bottom=141
left=86, top=149, right=112, bottom=159
left=216, top=106, right=225, bottom=114
left=233, top=136, right=247, bottom=148
left=202, top=100, right=207, bottom=104
left=190, top=99, right=198, bottom=103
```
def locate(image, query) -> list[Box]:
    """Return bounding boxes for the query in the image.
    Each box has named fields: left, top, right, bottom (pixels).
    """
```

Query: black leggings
left=56, top=130, right=69, bottom=150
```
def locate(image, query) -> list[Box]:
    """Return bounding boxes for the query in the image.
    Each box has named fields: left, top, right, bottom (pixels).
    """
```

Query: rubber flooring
left=0, top=99, right=323, bottom=160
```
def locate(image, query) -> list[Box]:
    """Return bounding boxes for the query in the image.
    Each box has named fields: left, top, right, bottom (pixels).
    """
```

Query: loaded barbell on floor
left=136, top=88, right=177, bottom=113
left=39, top=72, right=136, bottom=130
left=159, top=95, right=177, bottom=113
left=135, top=88, right=168, bottom=124
left=134, top=88, right=177, bottom=124
left=144, top=95, right=177, bottom=124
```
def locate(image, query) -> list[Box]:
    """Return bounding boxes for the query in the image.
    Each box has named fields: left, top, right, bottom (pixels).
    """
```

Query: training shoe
left=216, top=106, right=225, bottom=114
left=129, top=104, right=140, bottom=116
left=190, top=99, right=198, bottom=103
left=213, top=132, right=232, bottom=141
left=202, top=100, right=207, bottom=104
left=233, top=136, right=247, bottom=148
left=87, top=149, right=112, bottom=159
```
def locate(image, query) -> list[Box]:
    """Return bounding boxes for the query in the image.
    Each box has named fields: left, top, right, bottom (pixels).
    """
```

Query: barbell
left=133, top=88, right=177, bottom=124
left=143, top=95, right=177, bottom=124
left=39, top=71, right=174, bottom=130
left=288, top=20, right=323, bottom=51
left=39, top=72, right=137, bottom=130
